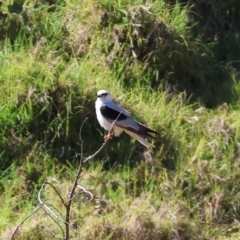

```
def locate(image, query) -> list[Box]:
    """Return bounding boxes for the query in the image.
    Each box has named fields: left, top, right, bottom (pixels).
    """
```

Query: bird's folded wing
left=104, top=102, right=132, bottom=117
left=100, top=103, right=140, bottom=131
left=115, top=118, right=140, bottom=131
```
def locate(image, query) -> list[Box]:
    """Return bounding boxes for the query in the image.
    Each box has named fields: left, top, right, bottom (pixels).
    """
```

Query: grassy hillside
left=1, top=0, right=240, bottom=239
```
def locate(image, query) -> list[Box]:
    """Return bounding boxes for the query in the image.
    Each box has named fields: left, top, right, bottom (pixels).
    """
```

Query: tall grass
left=1, top=0, right=240, bottom=239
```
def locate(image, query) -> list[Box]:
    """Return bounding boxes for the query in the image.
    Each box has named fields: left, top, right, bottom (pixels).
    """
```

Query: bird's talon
left=109, top=129, right=115, bottom=137
left=104, top=135, right=112, bottom=142
left=104, top=130, right=114, bottom=142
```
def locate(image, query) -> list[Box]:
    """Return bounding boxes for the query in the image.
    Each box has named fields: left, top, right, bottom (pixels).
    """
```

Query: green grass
left=1, top=0, right=240, bottom=239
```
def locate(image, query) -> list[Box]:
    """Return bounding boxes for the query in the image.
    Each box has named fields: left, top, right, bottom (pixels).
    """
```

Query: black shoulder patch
left=100, top=105, right=128, bottom=121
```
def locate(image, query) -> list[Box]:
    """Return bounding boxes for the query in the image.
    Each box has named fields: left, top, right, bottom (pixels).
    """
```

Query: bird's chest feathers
left=95, top=100, right=123, bottom=136
left=95, top=102, right=111, bottom=130
left=97, top=110, right=112, bottom=130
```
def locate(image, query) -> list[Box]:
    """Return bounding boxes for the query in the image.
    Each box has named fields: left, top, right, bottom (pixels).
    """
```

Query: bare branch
left=83, top=141, right=108, bottom=163
left=64, top=117, right=90, bottom=239
left=44, top=202, right=68, bottom=224
left=47, top=177, right=61, bottom=184
left=83, top=111, right=122, bottom=163
left=79, top=117, right=89, bottom=145
left=65, top=185, right=93, bottom=204
left=38, top=181, right=65, bottom=222
left=77, top=184, right=94, bottom=204
left=10, top=205, right=42, bottom=240
left=12, top=114, right=120, bottom=240
left=64, top=113, right=122, bottom=239
left=42, top=206, right=65, bottom=238
left=45, top=181, right=65, bottom=206
left=77, top=117, right=89, bottom=161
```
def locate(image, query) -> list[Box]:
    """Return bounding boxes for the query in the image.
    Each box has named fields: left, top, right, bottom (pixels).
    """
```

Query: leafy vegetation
left=1, top=0, right=240, bottom=239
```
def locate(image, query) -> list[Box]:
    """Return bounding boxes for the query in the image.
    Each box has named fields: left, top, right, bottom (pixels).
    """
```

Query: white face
left=97, top=90, right=112, bottom=101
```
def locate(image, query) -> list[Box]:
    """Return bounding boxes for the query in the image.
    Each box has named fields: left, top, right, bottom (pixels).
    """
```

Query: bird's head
left=97, top=89, right=113, bottom=102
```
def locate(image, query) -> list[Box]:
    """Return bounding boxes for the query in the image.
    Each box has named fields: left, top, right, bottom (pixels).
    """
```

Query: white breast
left=95, top=99, right=123, bottom=136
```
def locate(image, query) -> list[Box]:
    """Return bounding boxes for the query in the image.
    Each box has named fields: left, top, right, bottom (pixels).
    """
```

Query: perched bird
left=95, top=89, right=160, bottom=148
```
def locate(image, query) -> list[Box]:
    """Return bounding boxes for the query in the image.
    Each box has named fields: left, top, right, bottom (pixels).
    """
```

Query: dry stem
left=11, top=113, right=121, bottom=240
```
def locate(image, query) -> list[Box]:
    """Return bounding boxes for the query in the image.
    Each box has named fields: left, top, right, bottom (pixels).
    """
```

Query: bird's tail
left=137, top=122, right=160, bottom=139
left=124, top=130, right=151, bottom=148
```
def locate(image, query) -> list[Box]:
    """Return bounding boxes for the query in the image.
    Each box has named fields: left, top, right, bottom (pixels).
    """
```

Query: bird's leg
left=104, top=128, right=115, bottom=141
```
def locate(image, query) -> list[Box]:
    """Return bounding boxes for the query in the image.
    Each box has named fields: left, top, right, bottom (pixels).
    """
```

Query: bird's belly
left=99, top=115, right=112, bottom=131
left=96, top=108, right=111, bottom=129
left=113, top=125, right=123, bottom=136
left=96, top=109, right=123, bottom=136
left=99, top=118, right=123, bottom=136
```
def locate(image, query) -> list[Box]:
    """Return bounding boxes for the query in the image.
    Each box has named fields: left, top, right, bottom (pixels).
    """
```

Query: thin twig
left=38, top=181, right=65, bottom=222
left=44, top=202, right=68, bottom=224
left=47, top=177, right=61, bottom=184
left=11, top=113, right=121, bottom=240
left=65, top=184, right=93, bottom=204
left=83, top=111, right=122, bottom=163
left=64, top=113, right=122, bottom=239
left=77, top=184, right=94, bottom=204
left=10, top=205, right=43, bottom=240
left=45, top=181, right=66, bottom=206
left=64, top=117, right=89, bottom=239
left=83, top=141, right=108, bottom=163
left=79, top=117, right=89, bottom=161
left=42, top=206, right=65, bottom=238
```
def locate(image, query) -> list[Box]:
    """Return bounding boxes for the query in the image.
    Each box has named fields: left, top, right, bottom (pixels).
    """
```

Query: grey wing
left=116, top=118, right=140, bottom=132
left=105, top=101, right=132, bottom=117
left=104, top=102, right=140, bottom=131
